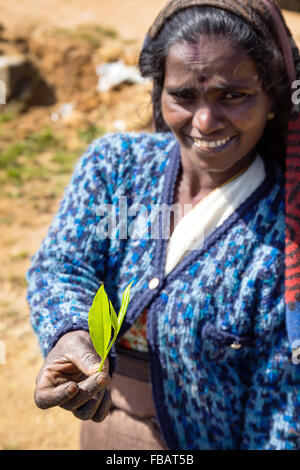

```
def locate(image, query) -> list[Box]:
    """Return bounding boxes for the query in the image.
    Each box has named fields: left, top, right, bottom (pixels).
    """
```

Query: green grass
left=0, top=113, right=16, bottom=123
left=50, top=24, right=118, bottom=48
left=76, top=32, right=102, bottom=48
left=0, top=143, right=28, bottom=169
left=89, top=25, right=119, bottom=39
left=0, top=126, right=81, bottom=185
left=0, top=122, right=107, bottom=189
left=51, top=151, right=80, bottom=174
left=0, top=127, right=60, bottom=169
left=0, top=215, right=14, bottom=226
left=2, top=442, right=20, bottom=451
left=77, top=124, right=106, bottom=144
left=8, top=274, right=28, bottom=288
left=9, top=250, right=30, bottom=260
left=26, top=127, right=60, bottom=152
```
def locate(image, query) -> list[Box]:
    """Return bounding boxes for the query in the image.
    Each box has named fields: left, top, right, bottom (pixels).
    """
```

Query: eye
left=169, top=90, right=195, bottom=101
left=221, top=91, right=248, bottom=101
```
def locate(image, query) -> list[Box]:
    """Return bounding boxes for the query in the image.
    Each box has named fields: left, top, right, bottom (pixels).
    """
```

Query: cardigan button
left=292, top=346, right=300, bottom=364
left=230, top=342, right=242, bottom=350
left=149, top=277, right=160, bottom=290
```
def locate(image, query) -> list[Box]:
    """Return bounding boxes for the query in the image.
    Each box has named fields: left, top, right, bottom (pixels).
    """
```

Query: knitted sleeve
left=26, top=136, right=118, bottom=357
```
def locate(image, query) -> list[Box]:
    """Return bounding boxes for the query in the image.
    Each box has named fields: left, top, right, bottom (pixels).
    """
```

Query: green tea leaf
left=88, top=284, right=112, bottom=358
left=109, top=300, right=118, bottom=334
left=117, top=281, right=133, bottom=332
left=88, top=281, right=134, bottom=372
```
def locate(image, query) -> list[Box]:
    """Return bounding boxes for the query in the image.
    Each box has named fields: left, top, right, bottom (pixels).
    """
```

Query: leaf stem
left=98, top=333, right=117, bottom=372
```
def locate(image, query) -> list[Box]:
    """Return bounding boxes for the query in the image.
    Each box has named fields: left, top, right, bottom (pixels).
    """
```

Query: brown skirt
left=80, top=347, right=167, bottom=450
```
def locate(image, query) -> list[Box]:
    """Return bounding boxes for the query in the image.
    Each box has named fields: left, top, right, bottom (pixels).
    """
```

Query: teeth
left=193, top=137, right=231, bottom=149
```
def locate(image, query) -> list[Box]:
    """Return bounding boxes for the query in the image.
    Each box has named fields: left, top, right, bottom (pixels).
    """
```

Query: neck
left=176, top=151, right=256, bottom=205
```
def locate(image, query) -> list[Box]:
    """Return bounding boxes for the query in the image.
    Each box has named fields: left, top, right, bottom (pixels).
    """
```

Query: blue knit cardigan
left=26, top=131, right=300, bottom=450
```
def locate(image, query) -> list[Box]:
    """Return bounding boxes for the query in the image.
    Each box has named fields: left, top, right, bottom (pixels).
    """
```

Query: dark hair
left=139, top=6, right=291, bottom=166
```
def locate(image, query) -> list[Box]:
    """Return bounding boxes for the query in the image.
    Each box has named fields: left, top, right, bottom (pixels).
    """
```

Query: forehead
left=164, top=37, right=259, bottom=86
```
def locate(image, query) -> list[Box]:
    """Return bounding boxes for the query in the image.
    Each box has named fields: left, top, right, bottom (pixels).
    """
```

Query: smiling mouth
left=192, top=136, right=234, bottom=150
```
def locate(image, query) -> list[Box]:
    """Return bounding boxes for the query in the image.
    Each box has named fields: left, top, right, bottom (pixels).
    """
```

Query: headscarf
left=143, top=0, right=300, bottom=357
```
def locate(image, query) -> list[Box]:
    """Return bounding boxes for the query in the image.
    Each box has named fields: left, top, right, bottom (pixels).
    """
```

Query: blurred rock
left=0, top=23, right=155, bottom=147
left=0, top=25, right=33, bottom=58
left=0, top=55, right=27, bottom=102
left=94, top=41, right=140, bottom=67
left=20, top=74, right=56, bottom=108
left=51, top=103, right=86, bottom=128
left=122, top=45, right=140, bottom=66
left=77, top=91, right=101, bottom=113
left=28, top=30, right=97, bottom=103
left=94, top=42, right=124, bottom=63
left=0, top=23, right=5, bottom=40
left=0, top=54, right=55, bottom=107
left=98, top=89, right=119, bottom=107
left=51, top=102, right=75, bottom=122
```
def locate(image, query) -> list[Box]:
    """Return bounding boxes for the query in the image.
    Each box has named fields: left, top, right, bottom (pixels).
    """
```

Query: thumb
left=71, top=334, right=110, bottom=377
left=80, top=351, right=103, bottom=376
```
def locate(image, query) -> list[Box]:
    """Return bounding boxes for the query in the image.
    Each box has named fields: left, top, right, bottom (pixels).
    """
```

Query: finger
left=72, top=390, right=104, bottom=421
left=59, top=372, right=108, bottom=412
left=91, top=386, right=112, bottom=423
left=69, top=337, right=110, bottom=377
left=34, top=380, right=79, bottom=410
left=73, top=350, right=102, bottom=376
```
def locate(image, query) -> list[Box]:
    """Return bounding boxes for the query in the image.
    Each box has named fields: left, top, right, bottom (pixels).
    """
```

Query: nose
left=192, top=103, right=225, bottom=135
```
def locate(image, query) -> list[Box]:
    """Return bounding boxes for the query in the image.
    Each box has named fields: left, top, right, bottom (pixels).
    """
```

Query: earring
left=267, top=112, right=275, bottom=120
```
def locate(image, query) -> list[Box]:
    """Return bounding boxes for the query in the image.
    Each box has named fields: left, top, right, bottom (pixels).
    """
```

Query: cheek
left=228, top=102, right=269, bottom=134
left=161, top=98, right=192, bottom=130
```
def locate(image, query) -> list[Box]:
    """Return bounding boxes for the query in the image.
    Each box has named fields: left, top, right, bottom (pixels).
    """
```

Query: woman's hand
left=34, top=329, right=111, bottom=422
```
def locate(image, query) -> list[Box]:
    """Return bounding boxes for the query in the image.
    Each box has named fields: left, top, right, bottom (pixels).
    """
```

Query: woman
left=27, top=0, right=300, bottom=450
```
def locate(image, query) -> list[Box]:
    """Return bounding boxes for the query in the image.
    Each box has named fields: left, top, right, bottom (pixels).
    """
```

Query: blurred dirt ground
left=0, top=0, right=299, bottom=451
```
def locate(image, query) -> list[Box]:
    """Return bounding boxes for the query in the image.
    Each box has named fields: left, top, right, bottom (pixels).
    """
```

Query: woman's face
left=161, top=37, right=273, bottom=173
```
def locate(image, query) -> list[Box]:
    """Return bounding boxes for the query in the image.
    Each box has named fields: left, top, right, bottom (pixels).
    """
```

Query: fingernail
left=67, top=383, right=78, bottom=395
left=96, top=374, right=107, bottom=387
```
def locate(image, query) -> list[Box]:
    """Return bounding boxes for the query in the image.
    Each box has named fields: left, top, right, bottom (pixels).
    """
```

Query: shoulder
left=75, top=131, right=176, bottom=182
left=88, top=131, right=175, bottom=162
left=62, top=131, right=174, bottom=191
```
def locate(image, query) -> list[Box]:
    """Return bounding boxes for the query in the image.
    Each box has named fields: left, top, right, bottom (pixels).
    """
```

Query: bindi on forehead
left=197, top=74, right=207, bottom=85
left=167, top=40, right=261, bottom=91
left=185, top=43, right=211, bottom=88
